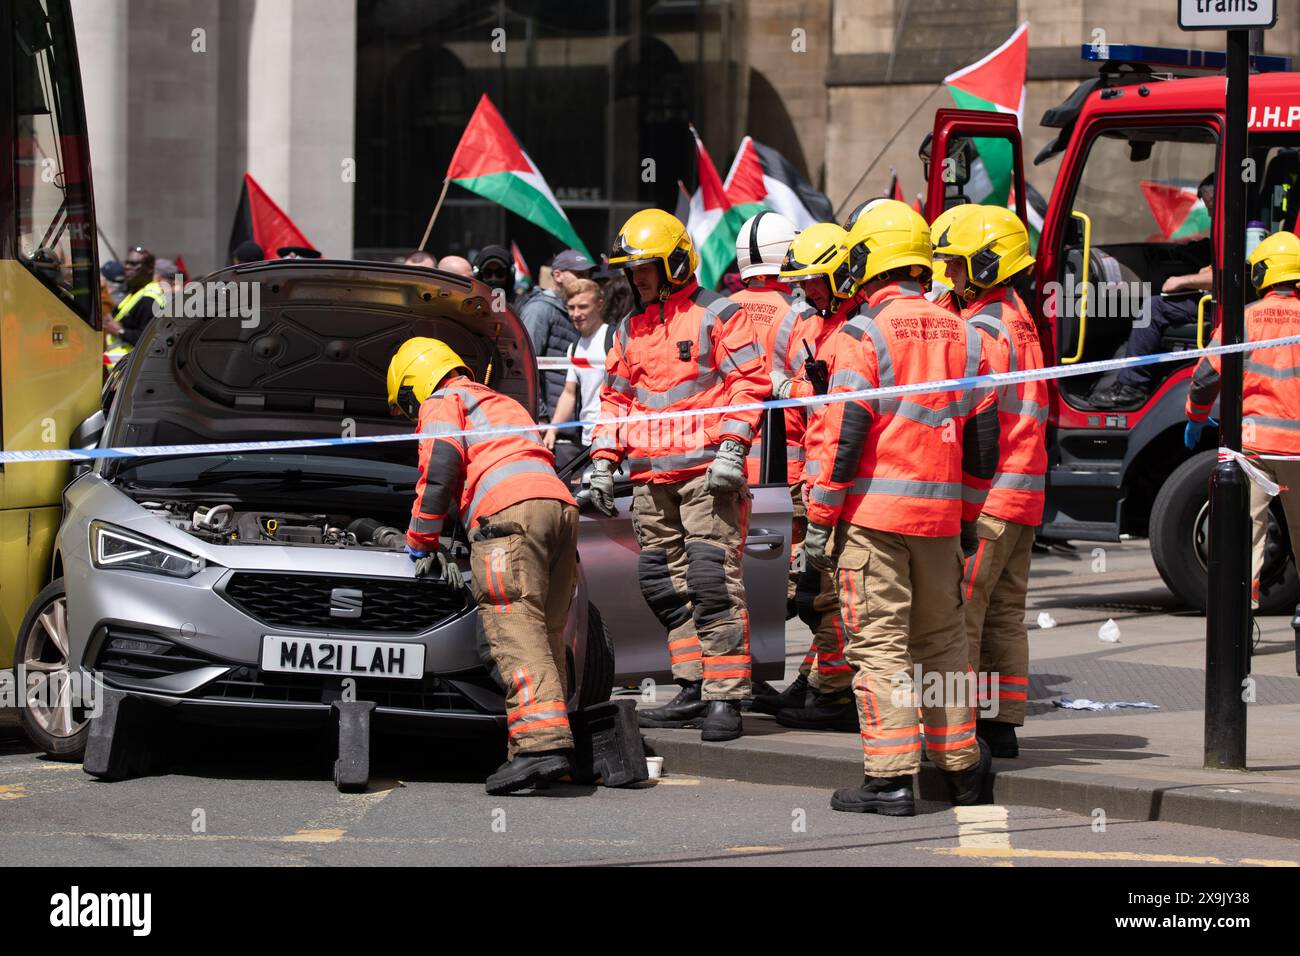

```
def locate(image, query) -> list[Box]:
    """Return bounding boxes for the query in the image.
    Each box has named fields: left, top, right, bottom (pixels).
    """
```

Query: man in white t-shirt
left=545, top=278, right=613, bottom=476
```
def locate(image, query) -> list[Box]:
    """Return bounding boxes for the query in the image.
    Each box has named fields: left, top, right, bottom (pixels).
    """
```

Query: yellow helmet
left=1249, top=230, right=1300, bottom=290
left=932, top=204, right=1034, bottom=297
left=845, top=199, right=932, bottom=286
left=928, top=205, right=966, bottom=289
left=609, top=208, right=699, bottom=296
left=779, top=222, right=857, bottom=299
left=387, top=337, right=470, bottom=420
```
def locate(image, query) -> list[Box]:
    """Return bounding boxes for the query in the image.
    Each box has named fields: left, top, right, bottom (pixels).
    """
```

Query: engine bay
left=137, top=500, right=410, bottom=550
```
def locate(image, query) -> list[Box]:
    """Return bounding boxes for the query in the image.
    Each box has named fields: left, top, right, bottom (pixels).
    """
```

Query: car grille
left=220, top=572, right=468, bottom=632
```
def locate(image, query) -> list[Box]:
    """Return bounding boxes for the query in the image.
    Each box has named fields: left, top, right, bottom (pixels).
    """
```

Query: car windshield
left=115, top=451, right=418, bottom=491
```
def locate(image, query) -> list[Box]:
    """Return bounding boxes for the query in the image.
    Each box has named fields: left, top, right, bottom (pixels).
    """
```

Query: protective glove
left=588, top=458, right=618, bottom=516
left=803, top=522, right=834, bottom=572
left=705, top=439, right=748, bottom=494
left=1184, top=417, right=1218, bottom=450
left=413, top=548, right=465, bottom=589
left=406, top=544, right=430, bottom=562
left=770, top=368, right=793, bottom=400
left=960, top=521, right=980, bottom=558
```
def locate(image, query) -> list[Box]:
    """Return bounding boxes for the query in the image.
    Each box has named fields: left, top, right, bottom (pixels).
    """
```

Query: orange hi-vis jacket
left=804, top=280, right=1000, bottom=537
left=963, top=286, right=1048, bottom=526
left=407, top=376, right=574, bottom=551
left=730, top=277, right=820, bottom=484
left=591, top=278, right=769, bottom=484
left=1188, top=286, right=1300, bottom=455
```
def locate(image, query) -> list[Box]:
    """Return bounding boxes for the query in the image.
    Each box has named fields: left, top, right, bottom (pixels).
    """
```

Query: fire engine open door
left=922, top=108, right=1027, bottom=227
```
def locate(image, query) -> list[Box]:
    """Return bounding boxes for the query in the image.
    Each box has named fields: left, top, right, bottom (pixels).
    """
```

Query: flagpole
left=418, top=177, right=451, bottom=252
left=832, top=82, right=943, bottom=220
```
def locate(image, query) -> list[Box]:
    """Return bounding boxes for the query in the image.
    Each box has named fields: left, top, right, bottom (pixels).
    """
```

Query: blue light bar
left=1080, top=43, right=1291, bottom=73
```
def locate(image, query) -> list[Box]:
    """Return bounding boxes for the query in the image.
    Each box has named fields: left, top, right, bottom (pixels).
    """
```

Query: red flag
left=510, top=241, right=531, bottom=285
left=174, top=254, right=188, bottom=276
left=227, top=173, right=314, bottom=261
left=890, top=168, right=905, bottom=204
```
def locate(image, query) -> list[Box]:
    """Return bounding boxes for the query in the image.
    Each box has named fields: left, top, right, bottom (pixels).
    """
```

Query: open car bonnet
left=104, top=260, right=538, bottom=452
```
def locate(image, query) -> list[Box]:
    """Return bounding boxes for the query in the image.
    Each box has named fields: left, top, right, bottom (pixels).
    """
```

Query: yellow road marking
left=654, top=777, right=700, bottom=786
left=933, top=847, right=1224, bottom=864
left=0, top=784, right=26, bottom=800
left=282, top=828, right=346, bottom=843
left=1239, top=858, right=1300, bottom=867
left=954, top=805, right=1014, bottom=867
left=726, top=845, right=784, bottom=853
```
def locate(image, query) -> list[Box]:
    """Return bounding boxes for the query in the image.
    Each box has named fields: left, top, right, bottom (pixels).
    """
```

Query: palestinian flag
left=686, top=126, right=759, bottom=289
left=1139, top=180, right=1212, bottom=240
left=510, top=240, right=531, bottom=291
left=723, top=136, right=833, bottom=229
left=227, top=173, right=314, bottom=261
left=944, top=21, right=1029, bottom=209
left=447, top=94, right=590, bottom=259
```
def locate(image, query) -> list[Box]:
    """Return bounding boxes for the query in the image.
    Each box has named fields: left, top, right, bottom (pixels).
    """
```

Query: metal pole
left=1204, top=28, right=1251, bottom=770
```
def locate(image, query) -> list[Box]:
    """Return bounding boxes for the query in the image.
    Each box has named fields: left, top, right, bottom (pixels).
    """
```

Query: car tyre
left=14, top=578, right=90, bottom=761
left=578, top=603, right=615, bottom=709
left=1151, top=450, right=1300, bottom=613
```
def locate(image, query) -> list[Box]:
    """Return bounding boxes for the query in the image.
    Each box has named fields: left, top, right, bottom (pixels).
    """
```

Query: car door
left=575, top=472, right=791, bottom=686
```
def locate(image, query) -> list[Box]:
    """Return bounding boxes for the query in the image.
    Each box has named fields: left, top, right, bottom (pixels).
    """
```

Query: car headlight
left=89, top=521, right=205, bottom=578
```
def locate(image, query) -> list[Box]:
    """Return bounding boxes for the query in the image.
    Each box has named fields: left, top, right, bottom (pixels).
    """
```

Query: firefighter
left=729, top=212, right=819, bottom=625
left=933, top=204, right=1046, bottom=758
left=760, top=223, right=868, bottom=728
left=388, top=337, right=580, bottom=796
left=803, top=201, right=1000, bottom=815
left=927, top=205, right=966, bottom=313
left=589, top=209, right=768, bottom=742
left=1186, top=230, right=1300, bottom=610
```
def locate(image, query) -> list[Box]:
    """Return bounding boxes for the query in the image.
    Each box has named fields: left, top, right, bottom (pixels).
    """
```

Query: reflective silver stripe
left=810, top=485, right=847, bottom=507
left=590, top=434, right=619, bottom=451
left=635, top=371, right=722, bottom=409
left=718, top=340, right=763, bottom=375
left=886, top=401, right=962, bottom=427
left=607, top=374, right=633, bottom=395
left=773, top=306, right=805, bottom=373
left=509, top=706, right=567, bottom=727
left=847, top=477, right=963, bottom=500
left=417, top=422, right=467, bottom=448
left=409, top=516, right=441, bottom=533
left=466, top=458, right=557, bottom=519
left=433, top=386, right=537, bottom=447
left=804, top=460, right=821, bottom=477
left=721, top=419, right=756, bottom=441
left=787, top=445, right=806, bottom=462
left=991, top=472, right=1045, bottom=492
left=955, top=322, right=985, bottom=416
left=1247, top=416, right=1300, bottom=432
left=627, top=456, right=651, bottom=473
left=924, top=726, right=976, bottom=744
left=624, top=447, right=721, bottom=474
left=864, top=734, right=923, bottom=751
left=1244, top=359, right=1300, bottom=380
left=829, top=368, right=874, bottom=391
left=962, top=485, right=988, bottom=504
left=998, top=396, right=1049, bottom=423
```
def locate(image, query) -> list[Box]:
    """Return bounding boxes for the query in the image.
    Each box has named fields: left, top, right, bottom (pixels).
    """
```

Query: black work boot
left=977, top=719, right=1019, bottom=758
left=941, top=738, right=992, bottom=806
left=637, top=680, right=708, bottom=729
left=485, top=749, right=572, bottom=796
left=775, top=689, right=859, bottom=732
left=830, top=774, right=916, bottom=816
left=700, top=700, right=743, bottom=742
left=750, top=673, right=810, bottom=716
left=1089, top=381, right=1148, bottom=410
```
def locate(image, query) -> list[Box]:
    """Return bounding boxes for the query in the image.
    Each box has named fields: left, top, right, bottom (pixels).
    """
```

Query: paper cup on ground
left=646, top=756, right=663, bottom=780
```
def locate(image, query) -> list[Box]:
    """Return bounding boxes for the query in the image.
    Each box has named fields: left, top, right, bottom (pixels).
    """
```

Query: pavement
left=634, top=540, right=1300, bottom=840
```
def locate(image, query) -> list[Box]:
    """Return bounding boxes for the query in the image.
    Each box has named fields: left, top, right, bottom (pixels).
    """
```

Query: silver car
left=14, top=260, right=792, bottom=769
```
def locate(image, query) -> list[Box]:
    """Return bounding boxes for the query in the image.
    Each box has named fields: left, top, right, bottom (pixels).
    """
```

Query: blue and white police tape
left=5, top=331, right=1300, bottom=465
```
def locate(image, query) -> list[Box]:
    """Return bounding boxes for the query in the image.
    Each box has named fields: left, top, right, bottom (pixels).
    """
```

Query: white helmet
left=736, top=211, right=797, bottom=280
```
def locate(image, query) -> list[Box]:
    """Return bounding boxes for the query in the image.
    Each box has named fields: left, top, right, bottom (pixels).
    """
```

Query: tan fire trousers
left=1249, top=456, right=1300, bottom=609
left=631, top=473, right=752, bottom=700
left=960, top=514, right=1034, bottom=726
left=470, top=498, right=578, bottom=758
left=834, top=524, right=980, bottom=777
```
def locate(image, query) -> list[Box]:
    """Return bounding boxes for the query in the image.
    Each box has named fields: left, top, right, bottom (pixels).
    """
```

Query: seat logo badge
left=329, top=588, right=364, bottom=619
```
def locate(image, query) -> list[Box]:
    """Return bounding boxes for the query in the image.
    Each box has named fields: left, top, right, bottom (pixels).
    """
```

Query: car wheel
left=578, top=603, right=614, bottom=709
left=1150, top=450, right=1300, bottom=613
left=14, top=578, right=90, bottom=760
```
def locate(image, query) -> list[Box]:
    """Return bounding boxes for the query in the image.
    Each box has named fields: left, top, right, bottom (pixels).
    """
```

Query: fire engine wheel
left=1150, top=450, right=1300, bottom=614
